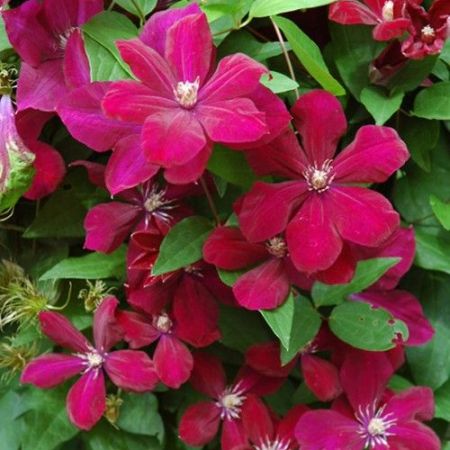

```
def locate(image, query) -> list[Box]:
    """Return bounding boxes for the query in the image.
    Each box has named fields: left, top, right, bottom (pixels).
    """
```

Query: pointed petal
left=173, top=277, right=221, bottom=347
left=84, top=202, right=141, bottom=253
left=93, top=296, right=122, bottom=351
left=16, top=109, right=53, bottom=142
left=287, top=194, right=342, bottom=273
left=384, top=387, right=435, bottom=422
left=179, top=401, right=221, bottom=447
left=291, top=90, right=347, bottom=164
left=116, top=310, right=160, bottom=348
left=191, top=352, right=227, bottom=398
left=245, top=342, right=296, bottom=377
left=203, top=226, right=268, bottom=271
left=236, top=181, right=307, bottom=243
left=105, top=135, right=159, bottom=195
left=329, top=186, right=400, bottom=247
left=314, top=244, right=356, bottom=285
left=334, top=125, right=409, bottom=183
left=389, top=421, right=440, bottom=450
left=373, top=18, right=411, bottom=40
left=277, top=405, right=309, bottom=443
left=39, top=311, right=90, bottom=352
left=67, top=369, right=106, bottom=430
left=221, top=418, right=249, bottom=450
left=63, top=29, right=90, bottom=89
left=329, top=0, right=380, bottom=25
left=21, top=354, right=84, bottom=388
left=154, top=335, right=193, bottom=388
left=234, top=259, right=291, bottom=310
left=241, top=394, right=274, bottom=445
left=197, top=98, right=268, bottom=144
left=165, top=12, right=212, bottom=85
left=142, top=109, right=206, bottom=167
left=105, top=350, right=159, bottom=391
left=70, top=161, right=106, bottom=189
left=42, top=0, right=103, bottom=30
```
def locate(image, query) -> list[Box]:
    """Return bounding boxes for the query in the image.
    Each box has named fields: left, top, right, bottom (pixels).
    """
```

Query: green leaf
left=435, top=379, right=450, bottom=421
left=272, top=16, right=345, bottom=96
left=82, top=11, right=137, bottom=81
left=24, top=190, right=87, bottom=238
left=39, top=246, right=127, bottom=280
left=217, top=267, right=246, bottom=287
left=116, top=0, right=157, bottom=17
left=360, top=86, right=404, bottom=125
left=0, top=391, right=25, bottom=450
left=329, top=301, right=409, bottom=351
left=260, top=71, right=299, bottom=94
left=250, top=0, right=336, bottom=18
left=0, top=17, right=11, bottom=52
left=21, top=386, right=79, bottom=450
left=415, top=226, right=450, bottom=275
left=207, top=145, right=256, bottom=190
left=152, top=217, right=214, bottom=276
left=280, top=296, right=322, bottom=365
left=414, top=81, right=450, bottom=120
left=430, top=194, right=450, bottom=230
left=312, top=258, right=400, bottom=307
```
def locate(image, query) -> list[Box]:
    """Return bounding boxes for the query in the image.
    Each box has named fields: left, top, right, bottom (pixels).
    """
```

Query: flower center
left=421, top=25, right=436, bottom=44
left=58, top=26, right=77, bottom=50
left=216, top=383, right=246, bottom=420
left=144, top=189, right=166, bottom=213
left=142, top=184, right=177, bottom=226
left=174, top=77, right=200, bottom=108
left=265, top=237, right=288, bottom=258
left=153, top=313, right=173, bottom=333
left=254, top=437, right=291, bottom=450
left=356, top=403, right=397, bottom=448
left=304, top=159, right=335, bottom=193
left=81, top=349, right=104, bottom=370
left=381, top=0, right=394, bottom=21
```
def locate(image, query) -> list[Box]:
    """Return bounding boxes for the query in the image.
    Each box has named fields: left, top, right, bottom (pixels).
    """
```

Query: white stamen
left=254, top=437, right=291, bottom=450
left=266, top=237, right=288, bottom=258
left=153, top=313, right=173, bottom=333
left=142, top=184, right=177, bottom=226
left=58, top=27, right=77, bottom=50
left=381, top=0, right=394, bottom=21
left=78, top=348, right=105, bottom=370
left=216, top=382, right=246, bottom=420
left=174, top=77, right=200, bottom=108
left=421, top=25, right=436, bottom=43
left=303, top=159, right=335, bottom=193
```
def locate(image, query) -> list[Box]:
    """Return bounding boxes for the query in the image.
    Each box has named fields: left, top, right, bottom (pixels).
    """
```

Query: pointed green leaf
left=360, top=86, right=404, bottom=125
left=250, top=0, right=337, bottom=18
left=414, top=81, right=450, bottom=120
left=430, top=194, right=450, bottom=230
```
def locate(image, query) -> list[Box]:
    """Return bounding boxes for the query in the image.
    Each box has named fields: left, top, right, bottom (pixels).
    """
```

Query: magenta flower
left=20, top=297, right=159, bottom=430
left=179, top=352, right=285, bottom=450
left=295, top=350, right=440, bottom=449
left=401, top=0, right=450, bottom=59
left=237, top=90, right=409, bottom=280
left=3, top=0, right=102, bottom=111
left=329, top=0, right=411, bottom=41
left=101, top=4, right=290, bottom=183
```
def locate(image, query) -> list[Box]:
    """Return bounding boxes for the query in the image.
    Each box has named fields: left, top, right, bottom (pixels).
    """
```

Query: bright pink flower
left=101, top=4, right=290, bottom=183
left=237, top=90, right=409, bottom=280
left=179, top=353, right=284, bottom=450
left=296, top=350, right=440, bottom=450
left=401, top=0, right=450, bottom=59
left=3, top=0, right=102, bottom=111
left=329, top=0, right=411, bottom=40
left=20, top=297, right=158, bottom=430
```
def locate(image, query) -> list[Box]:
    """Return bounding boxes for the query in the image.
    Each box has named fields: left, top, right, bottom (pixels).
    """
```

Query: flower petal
left=329, top=0, right=380, bottom=25
left=329, top=186, right=400, bottom=247
left=287, top=194, right=342, bottom=273
left=245, top=342, right=296, bottom=377
left=291, top=90, right=347, bottom=165
left=154, top=335, right=193, bottom=388
left=105, top=350, right=159, bottom=391
left=116, top=310, right=160, bottom=348
left=236, top=181, right=307, bottom=243
left=63, top=29, right=90, bottom=89
left=179, top=401, right=221, bottom=447
left=384, top=387, right=435, bottom=422
left=39, top=311, right=91, bottom=352
left=234, top=259, right=291, bottom=310
left=67, top=369, right=106, bottom=431
left=221, top=418, right=249, bottom=450
left=314, top=244, right=356, bottom=285
left=389, top=421, right=440, bottom=450
left=190, top=352, right=227, bottom=398
left=373, top=18, right=411, bottom=41
left=334, top=125, right=409, bottom=183
left=241, top=394, right=274, bottom=445
left=21, top=354, right=84, bottom=388
left=93, top=296, right=122, bottom=352
left=43, top=0, right=103, bottom=30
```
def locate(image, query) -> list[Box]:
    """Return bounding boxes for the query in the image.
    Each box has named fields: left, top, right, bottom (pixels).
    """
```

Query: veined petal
left=93, top=296, right=122, bottom=352
left=373, top=18, right=411, bottom=41
left=384, top=387, right=435, bottom=422
left=63, top=29, right=91, bottom=89
left=105, top=350, right=159, bottom=391
left=67, top=369, right=106, bottom=430
left=21, top=354, right=84, bottom=388
left=388, top=421, right=440, bottom=450
left=43, top=0, right=103, bottom=31
left=245, top=342, right=296, bottom=378
left=329, top=0, right=380, bottom=25
left=241, top=395, right=274, bottom=446
left=116, top=310, right=160, bottom=348
left=191, top=352, right=227, bottom=399
left=39, top=311, right=90, bottom=352
left=221, top=418, right=249, bottom=450
left=314, top=244, right=356, bottom=285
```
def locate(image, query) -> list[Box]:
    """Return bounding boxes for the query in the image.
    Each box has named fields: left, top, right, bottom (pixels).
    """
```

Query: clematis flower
left=179, top=352, right=285, bottom=450
left=101, top=4, right=290, bottom=183
left=401, top=0, right=450, bottom=59
left=3, top=0, right=102, bottom=111
left=20, top=297, right=159, bottom=430
left=369, top=40, right=409, bottom=86
left=329, top=0, right=411, bottom=41
left=237, top=90, right=409, bottom=281
left=203, top=226, right=310, bottom=310
left=295, top=349, right=440, bottom=449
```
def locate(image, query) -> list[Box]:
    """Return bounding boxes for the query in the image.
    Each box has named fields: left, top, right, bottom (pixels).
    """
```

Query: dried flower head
left=104, top=393, right=124, bottom=427
left=78, top=280, right=115, bottom=312
left=0, top=337, right=38, bottom=383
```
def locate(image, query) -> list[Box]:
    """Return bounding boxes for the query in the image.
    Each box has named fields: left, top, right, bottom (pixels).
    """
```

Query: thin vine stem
left=199, top=177, right=220, bottom=226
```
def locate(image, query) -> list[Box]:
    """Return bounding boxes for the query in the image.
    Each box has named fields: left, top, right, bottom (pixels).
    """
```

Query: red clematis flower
left=101, top=4, right=290, bottom=183
left=3, top=0, right=102, bottom=111
left=237, top=90, right=409, bottom=281
left=20, top=297, right=159, bottom=430
left=401, top=0, right=450, bottom=59
left=296, top=350, right=440, bottom=449
left=329, top=0, right=411, bottom=41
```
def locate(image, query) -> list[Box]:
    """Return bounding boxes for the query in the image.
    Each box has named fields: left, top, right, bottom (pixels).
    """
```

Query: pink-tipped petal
left=179, top=401, right=221, bottom=447
left=190, top=352, right=227, bottom=399
left=154, top=335, right=193, bottom=388
left=291, top=90, right=347, bottom=165
left=39, top=311, right=90, bottom=353
left=67, top=369, right=106, bottom=431
left=93, top=296, right=122, bottom=352
left=105, top=350, right=159, bottom=391
left=234, top=259, right=291, bottom=310
left=334, top=125, right=409, bottom=184
left=21, top=354, right=84, bottom=388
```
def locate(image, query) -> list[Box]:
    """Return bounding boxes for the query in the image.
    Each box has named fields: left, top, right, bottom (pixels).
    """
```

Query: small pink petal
left=63, top=29, right=90, bottom=89
left=241, top=394, right=274, bottom=445
left=221, top=418, right=248, bottom=450
left=329, top=0, right=379, bottom=25
left=190, top=352, right=227, bottom=399
left=246, top=342, right=295, bottom=378
left=116, top=310, right=160, bottom=348
left=93, top=296, right=122, bottom=352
